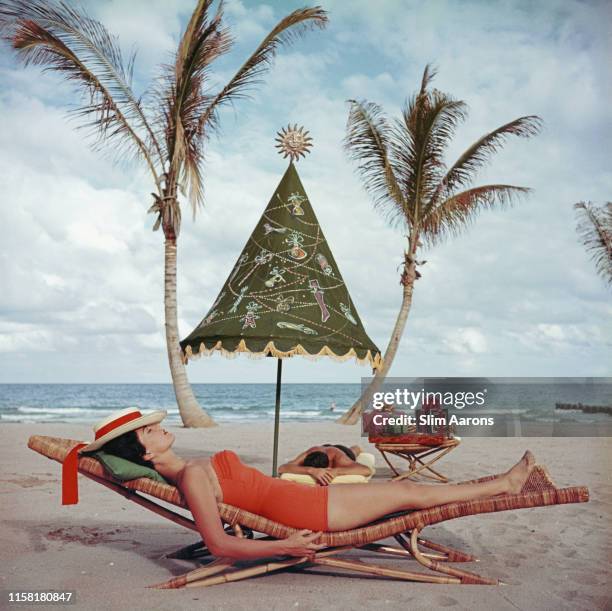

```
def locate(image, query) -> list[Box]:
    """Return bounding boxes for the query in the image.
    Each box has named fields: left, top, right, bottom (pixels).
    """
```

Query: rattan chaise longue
left=28, top=435, right=589, bottom=589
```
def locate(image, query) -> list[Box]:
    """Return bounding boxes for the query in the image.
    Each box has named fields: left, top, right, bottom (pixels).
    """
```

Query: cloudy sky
left=0, top=0, right=610, bottom=384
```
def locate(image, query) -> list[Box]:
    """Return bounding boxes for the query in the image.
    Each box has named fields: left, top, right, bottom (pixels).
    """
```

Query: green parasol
left=181, top=126, right=381, bottom=474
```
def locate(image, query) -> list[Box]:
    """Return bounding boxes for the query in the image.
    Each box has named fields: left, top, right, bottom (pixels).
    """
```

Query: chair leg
left=412, top=447, right=456, bottom=482
left=313, top=556, right=460, bottom=584
left=378, top=449, right=401, bottom=477
left=361, top=542, right=447, bottom=562
left=186, top=547, right=462, bottom=588
left=149, top=557, right=236, bottom=589
left=186, top=557, right=310, bottom=587
left=389, top=453, right=421, bottom=481
left=184, top=547, right=353, bottom=589
left=399, top=530, right=498, bottom=585
left=388, top=531, right=476, bottom=563
left=417, top=536, right=477, bottom=563
left=411, top=460, right=449, bottom=482
left=389, top=451, right=436, bottom=481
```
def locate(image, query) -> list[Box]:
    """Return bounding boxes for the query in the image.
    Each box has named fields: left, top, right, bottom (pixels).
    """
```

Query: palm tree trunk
left=337, top=258, right=417, bottom=425
left=164, top=236, right=217, bottom=427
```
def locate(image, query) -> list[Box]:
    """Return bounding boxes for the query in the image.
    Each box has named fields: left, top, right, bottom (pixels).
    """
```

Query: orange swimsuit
left=211, top=450, right=328, bottom=531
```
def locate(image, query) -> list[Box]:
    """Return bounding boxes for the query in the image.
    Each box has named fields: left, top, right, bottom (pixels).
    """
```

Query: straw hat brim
left=80, top=410, right=167, bottom=453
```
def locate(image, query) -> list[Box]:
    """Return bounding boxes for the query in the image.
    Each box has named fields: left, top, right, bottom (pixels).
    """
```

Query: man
left=278, top=444, right=372, bottom=485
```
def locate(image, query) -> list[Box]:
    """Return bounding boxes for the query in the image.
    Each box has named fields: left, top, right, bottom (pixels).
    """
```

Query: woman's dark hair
left=303, top=451, right=329, bottom=468
left=323, top=444, right=356, bottom=461
left=100, top=430, right=154, bottom=469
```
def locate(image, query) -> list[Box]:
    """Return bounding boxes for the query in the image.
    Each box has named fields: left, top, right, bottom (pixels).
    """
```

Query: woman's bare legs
left=327, top=451, right=535, bottom=531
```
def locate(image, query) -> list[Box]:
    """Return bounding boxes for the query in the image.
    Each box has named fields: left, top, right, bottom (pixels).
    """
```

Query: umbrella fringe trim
left=182, top=340, right=383, bottom=370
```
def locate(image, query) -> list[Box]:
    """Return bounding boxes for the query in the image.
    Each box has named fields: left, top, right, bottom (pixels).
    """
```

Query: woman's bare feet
left=505, top=451, right=535, bottom=494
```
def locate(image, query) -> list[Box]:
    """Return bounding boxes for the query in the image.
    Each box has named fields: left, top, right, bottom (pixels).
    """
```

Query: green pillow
left=88, top=450, right=169, bottom=485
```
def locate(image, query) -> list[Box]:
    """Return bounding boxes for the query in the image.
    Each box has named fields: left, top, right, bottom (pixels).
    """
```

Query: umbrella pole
left=272, top=358, right=283, bottom=477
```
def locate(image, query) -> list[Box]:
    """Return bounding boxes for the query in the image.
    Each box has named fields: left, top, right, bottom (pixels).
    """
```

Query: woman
left=66, top=408, right=535, bottom=563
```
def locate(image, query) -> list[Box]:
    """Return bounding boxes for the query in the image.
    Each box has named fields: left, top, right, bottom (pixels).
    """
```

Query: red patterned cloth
left=369, top=434, right=448, bottom=446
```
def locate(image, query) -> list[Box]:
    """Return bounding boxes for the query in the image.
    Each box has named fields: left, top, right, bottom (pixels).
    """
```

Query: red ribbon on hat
left=62, top=410, right=143, bottom=505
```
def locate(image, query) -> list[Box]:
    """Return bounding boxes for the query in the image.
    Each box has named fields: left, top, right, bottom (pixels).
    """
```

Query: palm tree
left=574, top=201, right=612, bottom=286
left=0, top=0, right=328, bottom=427
left=338, top=65, right=541, bottom=425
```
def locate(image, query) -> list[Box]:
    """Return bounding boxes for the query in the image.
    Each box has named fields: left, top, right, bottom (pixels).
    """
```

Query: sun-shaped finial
left=274, top=124, right=313, bottom=162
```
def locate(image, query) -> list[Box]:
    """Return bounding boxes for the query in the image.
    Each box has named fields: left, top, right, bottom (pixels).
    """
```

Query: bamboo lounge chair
left=28, top=435, right=589, bottom=588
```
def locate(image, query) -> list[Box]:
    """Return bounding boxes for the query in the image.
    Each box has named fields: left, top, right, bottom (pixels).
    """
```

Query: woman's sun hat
left=80, top=407, right=167, bottom=453
left=62, top=407, right=166, bottom=505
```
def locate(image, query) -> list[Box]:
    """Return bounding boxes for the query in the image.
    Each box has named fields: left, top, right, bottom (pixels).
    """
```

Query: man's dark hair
left=303, top=451, right=329, bottom=468
left=323, top=444, right=356, bottom=461
left=99, top=430, right=155, bottom=469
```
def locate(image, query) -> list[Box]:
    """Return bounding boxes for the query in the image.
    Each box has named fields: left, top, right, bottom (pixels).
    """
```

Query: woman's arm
left=180, top=466, right=325, bottom=561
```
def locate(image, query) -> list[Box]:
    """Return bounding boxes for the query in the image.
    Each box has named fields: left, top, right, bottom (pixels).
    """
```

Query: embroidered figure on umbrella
left=275, top=295, right=295, bottom=313
left=241, top=301, right=263, bottom=330
left=265, top=267, right=287, bottom=288
left=309, top=279, right=330, bottom=322
left=287, top=192, right=307, bottom=216
left=340, top=302, right=357, bottom=325
left=277, top=321, right=318, bottom=335
left=203, top=309, right=220, bottom=325
left=264, top=223, right=287, bottom=235
left=239, top=249, right=273, bottom=285
left=285, top=231, right=307, bottom=260
left=229, top=286, right=249, bottom=314
left=315, top=253, right=333, bottom=276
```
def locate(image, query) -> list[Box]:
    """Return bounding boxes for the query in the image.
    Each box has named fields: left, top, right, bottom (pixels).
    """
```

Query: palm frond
left=421, top=184, right=530, bottom=246
left=344, top=99, right=406, bottom=226
left=429, top=115, right=542, bottom=205
left=156, top=0, right=232, bottom=217
left=0, top=0, right=163, bottom=188
left=197, top=7, right=328, bottom=136
left=419, top=62, right=437, bottom=95
left=575, top=201, right=612, bottom=286
left=393, top=89, right=467, bottom=218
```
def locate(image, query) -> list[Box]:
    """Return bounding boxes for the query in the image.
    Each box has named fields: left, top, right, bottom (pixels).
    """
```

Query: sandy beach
left=1, top=421, right=610, bottom=610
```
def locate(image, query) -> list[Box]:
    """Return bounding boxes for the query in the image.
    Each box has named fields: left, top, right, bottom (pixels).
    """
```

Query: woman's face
left=135, top=422, right=174, bottom=459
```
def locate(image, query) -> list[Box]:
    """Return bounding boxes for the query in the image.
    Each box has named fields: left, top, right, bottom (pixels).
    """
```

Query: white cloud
left=443, top=328, right=489, bottom=355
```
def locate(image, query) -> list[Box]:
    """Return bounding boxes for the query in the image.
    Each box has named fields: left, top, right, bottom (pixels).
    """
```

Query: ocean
left=0, top=382, right=610, bottom=427
left=0, top=383, right=355, bottom=424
